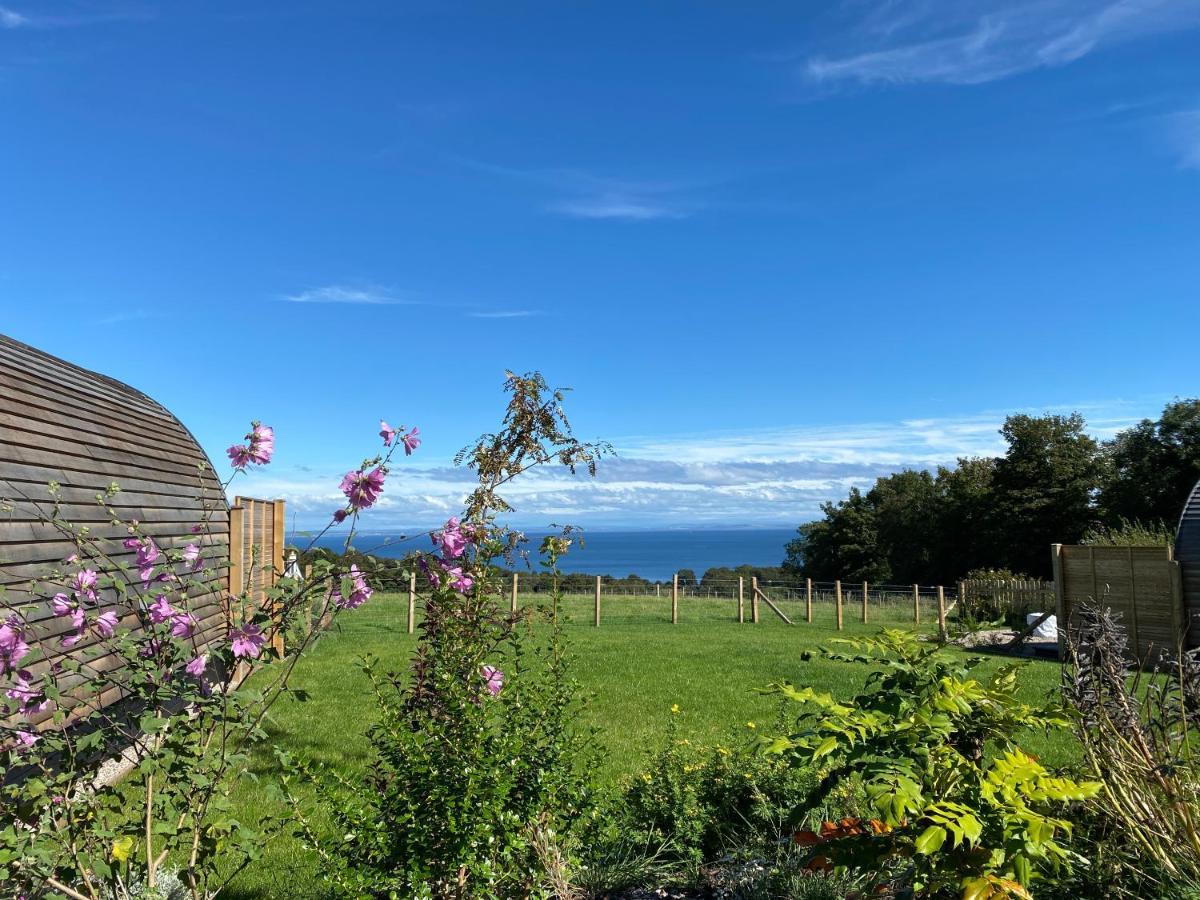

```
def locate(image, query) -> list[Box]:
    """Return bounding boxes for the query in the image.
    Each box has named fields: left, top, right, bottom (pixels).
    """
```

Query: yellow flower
left=717, top=747, right=731, bottom=756
left=111, top=836, right=134, bottom=863
left=640, top=773, right=652, bottom=783
left=745, top=721, right=756, bottom=730
left=670, top=704, right=680, bottom=715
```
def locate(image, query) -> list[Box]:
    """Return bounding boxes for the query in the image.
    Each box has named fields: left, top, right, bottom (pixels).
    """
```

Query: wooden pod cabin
left=0, top=333, right=229, bottom=724
left=1177, top=478, right=1200, bottom=646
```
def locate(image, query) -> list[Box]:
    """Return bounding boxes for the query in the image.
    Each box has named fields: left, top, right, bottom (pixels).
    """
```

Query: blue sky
left=1, top=1, right=1198, bottom=529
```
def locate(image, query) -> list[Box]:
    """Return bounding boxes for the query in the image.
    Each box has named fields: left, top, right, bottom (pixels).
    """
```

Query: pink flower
left=51, top=593, right=74, bottom=617
left=227, top=444, right=253, bottom=468
left=147, top=596, right=175, bottom=625
left=72, top=569, right=99, bottom=602
left=61, top=609, right=87, bottom=648
left=379, top=420, right=397, bottom=447
left=185, top=653, right=208, bottom=679
left=64, top=553, right=79, bottom=564
left=249, top=423, right=274, bottom=464
left=182, top=544, right=202, bottom=572
left=13, top=730, right=38, bottom=752
left=402, top=427, right=421, bottom=456
left=332, top=509, right=349, bottom=524
left=93, top=611, right=119, bottom=639
left=444, top=566, right=473, bottom=594
left=340, top=466, right=386, bottom=511
left=170, top=613, right=197, bottom=639
left=228, top=422, right=274, bottom=468
left=139, top=637, right=163, bottom=658
left=7, top=672, right=51, bottom=715
left=0, top=619, right=30, bottom=675
left=332, top=566, right=373, bottom=610
left=230, top=623, right=267, bottom=659
left=481, top=665, right=504, bottom=697
left=434, top=517, right=470, bottom=559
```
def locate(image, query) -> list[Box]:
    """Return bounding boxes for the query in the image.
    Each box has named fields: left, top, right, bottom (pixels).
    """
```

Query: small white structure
left=1026, top=612, right=1058, bottom=640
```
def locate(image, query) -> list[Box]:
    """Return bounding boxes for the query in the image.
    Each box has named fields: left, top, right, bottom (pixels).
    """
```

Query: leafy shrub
left=1080, top=517, right=1176, bottom=547
left=285, top=373, right=609, bottom=899
left=616, top=709, right=813, bottom=868
left=765, top=629, right=1099, bottom=898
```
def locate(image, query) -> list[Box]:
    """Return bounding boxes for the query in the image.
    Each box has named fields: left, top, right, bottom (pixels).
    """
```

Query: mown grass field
left=225, top=592, right=1068, bottom=898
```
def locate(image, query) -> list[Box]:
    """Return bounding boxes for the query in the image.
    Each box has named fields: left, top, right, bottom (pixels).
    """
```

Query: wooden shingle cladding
left=0, top=333, right=230, bottom=727
left=1176, top=478, right=1200, bottom=647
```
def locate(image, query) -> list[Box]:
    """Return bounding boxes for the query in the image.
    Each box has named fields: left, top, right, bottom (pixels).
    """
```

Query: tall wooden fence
left=1052, top=543, right=1184, bottom=662
left=230, top=496, right=286, bottom=656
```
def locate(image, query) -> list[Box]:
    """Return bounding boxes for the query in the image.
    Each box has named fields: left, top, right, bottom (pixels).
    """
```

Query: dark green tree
left=1100, top=398, right=1200, bottom=528
left=787, top=488, right=890, bottom=582
left=931, top=456, right=997, bottom=583
left=866, top=468, right=939, bottom=584
left=990, top=413, right=1103, bottom=577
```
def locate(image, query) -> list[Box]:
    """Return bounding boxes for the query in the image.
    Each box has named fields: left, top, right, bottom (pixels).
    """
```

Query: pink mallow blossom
left=444, top=565, right=474, bottom=594
left=340, top=466, right=386, bottom=511
left=12, top=730, right=39, bottom=752
left=434, top=517, right=470, bottom=559
left=230, top=623, right=267, bottom=659
left=182, top=544, right=202, bottom=572
left=332, top=566, right=373, bottom=610
left=170, top=613, right=197, bottom=639
left=61, top=609, right=87, bottom=648
left=7, top=672, right=51, bottom=715
left=72, top=569, right=99, bottom=602
left=227, top=421, right=275, bottom=469
left=51, top=594, right=74, bottom=617
left=402, top=427, right=421, bottom=456
left=185, top=653, right=208, bottom=679
left=481, top=665, right=504, bottom=697
left=147, top=596, right=176, bottom=625
left=93, top=611, right=119, bottom=639
left=379, top=420, right=397, bottom=447
left=0, top=619, right=30, bottom=675
left=332, top=509, right=349, bottom=524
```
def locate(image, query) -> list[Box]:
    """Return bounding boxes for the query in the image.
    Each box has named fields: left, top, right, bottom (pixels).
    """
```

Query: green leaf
left=915, top=824, right=947, bottom=855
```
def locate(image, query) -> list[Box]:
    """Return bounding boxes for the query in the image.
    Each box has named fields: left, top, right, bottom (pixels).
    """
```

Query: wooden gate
left=1051, top=543, right=1184, bottom=662
left=230, top=496, right=286, bottom=656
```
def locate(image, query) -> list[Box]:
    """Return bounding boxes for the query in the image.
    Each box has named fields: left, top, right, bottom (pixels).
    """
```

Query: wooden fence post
left=937, top=586, right=947, bottom=641
left=751, top=576, right=760, bottom=624
left=1050, top=544, right=1066, bottom=659
left=407, top=572, right=416, bottom=634
left=805, top=578, right=813, bottom=623
left=511, top=572, right=518, bottom=613
left=861, top=580, right=869, bottom=624
left=913, top=584, right=920, bottom=625
left=594, top=575, right=601, bottom=627
left=957, top=581, right=966, bottom=621
left=835, top=580, right=843, bottom=631
left=672, top=573, right=679, bottom=624
left=228, top=504, right=245, bottom=599
left=271, top=500, right=286, bottom=657
left=737, top=576, right=744, bottom=623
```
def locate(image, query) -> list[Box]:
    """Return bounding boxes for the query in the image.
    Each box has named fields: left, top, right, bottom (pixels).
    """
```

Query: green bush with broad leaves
left=763, top=629, right=1100, bottom=899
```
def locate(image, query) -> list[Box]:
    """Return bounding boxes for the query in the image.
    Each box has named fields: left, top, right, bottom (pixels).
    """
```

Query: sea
left=290, top=528, right=796, bottom=582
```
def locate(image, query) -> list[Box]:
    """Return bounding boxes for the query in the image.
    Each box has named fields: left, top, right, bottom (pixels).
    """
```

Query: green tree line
left=783, top=399, right=1200, bottom=583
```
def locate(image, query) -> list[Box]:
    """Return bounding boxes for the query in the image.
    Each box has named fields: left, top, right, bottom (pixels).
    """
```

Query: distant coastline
left=289, top=527, right=795, bottom=582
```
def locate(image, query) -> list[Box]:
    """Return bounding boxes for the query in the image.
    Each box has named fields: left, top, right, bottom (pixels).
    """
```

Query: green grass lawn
left=224, top=592, right=1069, bottom=898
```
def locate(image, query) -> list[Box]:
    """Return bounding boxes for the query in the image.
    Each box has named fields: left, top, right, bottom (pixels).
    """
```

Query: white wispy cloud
left=468, top=310, right=538, bottom=319
left=0, top=4, right=150, bottom=29
left=226, top=400, right=1159, bottom=530
left=458, top=158, right=700, bottom=221
left=1, top=5, right=28, bottom=27
left=805, top=0, right=1200, bottom=87
left=282, top=285, right=416, bottom=306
